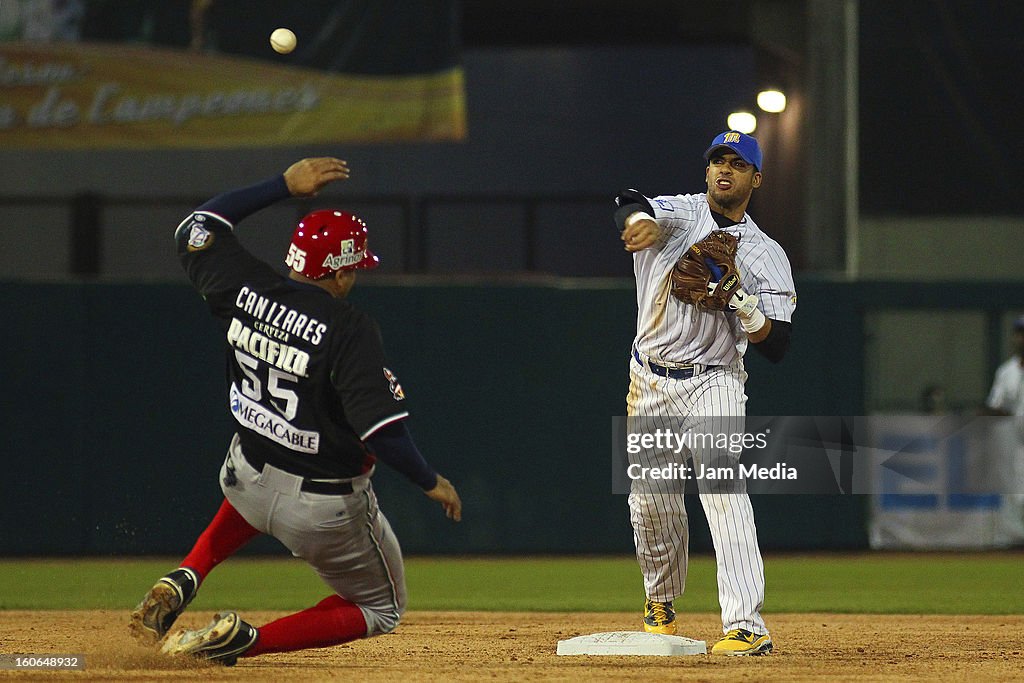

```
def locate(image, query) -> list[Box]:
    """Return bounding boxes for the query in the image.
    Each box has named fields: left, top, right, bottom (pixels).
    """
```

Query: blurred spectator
left=0, top=0, right=83, bottom=42
left=981, top=316, right=1024, bottom=417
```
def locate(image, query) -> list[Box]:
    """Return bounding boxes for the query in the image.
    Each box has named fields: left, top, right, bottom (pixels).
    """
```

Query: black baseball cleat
left=129, top=567, right=199, bottom=643
left=160, top=611, right=258, bottom=666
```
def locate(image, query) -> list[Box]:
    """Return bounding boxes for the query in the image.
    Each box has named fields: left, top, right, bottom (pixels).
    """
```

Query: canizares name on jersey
left=235, top=285, right=328, bottom=345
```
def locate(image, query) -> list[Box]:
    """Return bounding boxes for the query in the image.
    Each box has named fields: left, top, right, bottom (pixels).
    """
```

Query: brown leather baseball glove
left=670, top=231, right=740, bottom=310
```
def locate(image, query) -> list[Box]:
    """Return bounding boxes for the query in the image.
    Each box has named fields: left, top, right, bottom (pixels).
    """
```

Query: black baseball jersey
left=174, top=210, right=408, bottom=478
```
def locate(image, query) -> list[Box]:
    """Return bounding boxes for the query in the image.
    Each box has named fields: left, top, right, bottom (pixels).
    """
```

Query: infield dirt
left=1, top=611, right=1021, bottom=681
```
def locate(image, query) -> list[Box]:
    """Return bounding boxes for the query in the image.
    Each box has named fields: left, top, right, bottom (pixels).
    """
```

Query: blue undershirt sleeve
left=365, top=421, right=439, bottom=491
left=196, top=175, right=291, bottom=225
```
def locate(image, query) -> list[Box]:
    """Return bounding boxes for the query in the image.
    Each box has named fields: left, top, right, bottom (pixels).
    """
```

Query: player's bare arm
left=425, top=475, right=462, bottom=522
left=747, top=317, right=771, bottom=343
left=284, top=157, right=351, bottom=197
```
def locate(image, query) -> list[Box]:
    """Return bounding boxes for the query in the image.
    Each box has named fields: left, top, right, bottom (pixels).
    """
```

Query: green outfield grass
left=0, top=553, right=1020, bottom=614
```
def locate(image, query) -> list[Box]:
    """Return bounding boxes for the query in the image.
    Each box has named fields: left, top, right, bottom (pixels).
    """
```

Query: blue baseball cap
left=703, top=131, right=763, bottom=171
left=1013, top=315, right=1024, bottom=331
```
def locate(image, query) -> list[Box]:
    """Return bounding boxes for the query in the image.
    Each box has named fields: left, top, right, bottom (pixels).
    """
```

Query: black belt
left=240, top=450, right=355, bottom=495
left=300, top=480, right=354, bottom=495
left=632, top=348, right=719, bottom=380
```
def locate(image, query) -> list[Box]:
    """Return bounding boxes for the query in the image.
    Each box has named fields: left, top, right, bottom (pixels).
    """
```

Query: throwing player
left=129, top=157, right=462, bottom=664
left=614, top=131, right=796, bottom=655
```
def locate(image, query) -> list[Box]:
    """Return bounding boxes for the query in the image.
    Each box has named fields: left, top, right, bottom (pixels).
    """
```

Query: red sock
left=180, top=498, right=261, bottom=580
left=244, top=595, right=368, bottom=657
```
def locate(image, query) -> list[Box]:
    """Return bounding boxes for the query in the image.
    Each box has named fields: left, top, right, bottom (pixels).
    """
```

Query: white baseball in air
left=270, top=28, right=297, bottom=54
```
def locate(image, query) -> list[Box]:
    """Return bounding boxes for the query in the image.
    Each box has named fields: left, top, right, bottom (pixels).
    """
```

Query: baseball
left=270, top=28, right=297, bottom=54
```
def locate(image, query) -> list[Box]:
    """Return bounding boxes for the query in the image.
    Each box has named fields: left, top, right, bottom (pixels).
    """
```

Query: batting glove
left=706, top=282, right=766, bottom=333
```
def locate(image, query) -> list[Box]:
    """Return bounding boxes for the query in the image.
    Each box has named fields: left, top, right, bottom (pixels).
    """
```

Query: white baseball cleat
left=129, top=567, right=199, bottom=643
left=160, top=610, right=258, bottom=666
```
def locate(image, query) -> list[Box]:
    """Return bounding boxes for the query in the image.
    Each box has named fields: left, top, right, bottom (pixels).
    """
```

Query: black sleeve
left=751, top=319, right=791, bottom=364
left=613, top=189, right=655, bottom=231
left=331, top=312, right=410, bottom=440
left=174, top=174, right=292, bottom=306
left=174, top=213, right=278, bottom=309
left=196, top=175, right=290, bottom=225
left=365, top=421, right=438, bottom=490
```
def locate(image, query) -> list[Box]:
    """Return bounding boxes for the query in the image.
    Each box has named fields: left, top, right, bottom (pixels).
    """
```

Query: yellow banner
left=0, top=43, right=466, bottom=148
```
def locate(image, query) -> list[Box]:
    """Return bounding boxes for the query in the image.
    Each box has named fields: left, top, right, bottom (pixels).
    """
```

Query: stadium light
left=726, top=111, right=757, bottom=134
left=757, top=89, right=787, bottom=113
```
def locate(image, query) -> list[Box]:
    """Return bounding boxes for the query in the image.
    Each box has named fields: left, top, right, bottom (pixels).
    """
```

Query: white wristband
left=739, top=306, right=766, bottom=334
left=625, top=211, right=655, bottom=228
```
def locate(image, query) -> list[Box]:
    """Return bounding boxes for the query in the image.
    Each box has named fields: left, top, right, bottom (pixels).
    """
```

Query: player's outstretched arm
left=614, top=190, right=663, bottom=252
left=364, top=421, right=462, bottom=522
left=189, top=158, right=348, bottom=226
left=621, top=213, right=662, bottom=252
left=424, top=475, right=462, bottom=522
left=283, top=157, right=350, bottom=197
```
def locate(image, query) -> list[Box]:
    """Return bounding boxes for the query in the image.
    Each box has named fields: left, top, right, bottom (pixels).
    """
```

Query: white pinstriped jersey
left=987, top=356, right=1024, bottom=416
left=633, top=192, right=797, bottom=366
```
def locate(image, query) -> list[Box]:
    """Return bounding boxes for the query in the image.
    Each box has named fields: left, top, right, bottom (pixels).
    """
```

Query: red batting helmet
left=285, top=210, right=380, bottom=279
